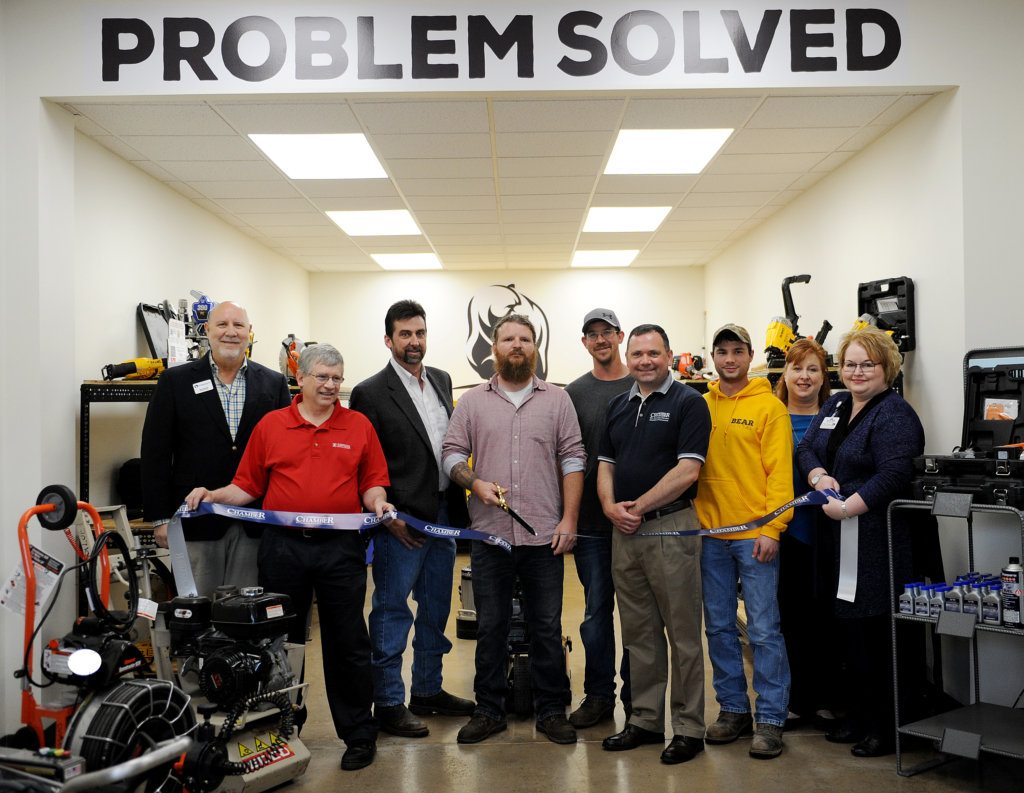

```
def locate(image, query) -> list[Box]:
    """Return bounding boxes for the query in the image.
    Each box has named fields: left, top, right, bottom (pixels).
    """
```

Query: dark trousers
left=470, top=542, right=568, bottom=721
left=259, top=527, right=377, bottom=744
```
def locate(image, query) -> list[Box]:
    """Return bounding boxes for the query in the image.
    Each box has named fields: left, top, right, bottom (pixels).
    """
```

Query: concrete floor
left=286, top=552, right=1019, bottom=793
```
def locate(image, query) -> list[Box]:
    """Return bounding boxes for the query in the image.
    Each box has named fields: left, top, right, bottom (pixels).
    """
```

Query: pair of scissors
left=494, top=483, right=537, bottom=535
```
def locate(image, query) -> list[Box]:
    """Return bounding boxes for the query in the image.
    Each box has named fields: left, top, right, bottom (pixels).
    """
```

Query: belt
left=641, top=500, right=690, bottom=522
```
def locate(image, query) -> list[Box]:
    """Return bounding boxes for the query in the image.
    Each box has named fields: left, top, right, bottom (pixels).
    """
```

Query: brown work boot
left=749, top=723, right=784, bottom=759
left=705, top=711, right=753, bottom=744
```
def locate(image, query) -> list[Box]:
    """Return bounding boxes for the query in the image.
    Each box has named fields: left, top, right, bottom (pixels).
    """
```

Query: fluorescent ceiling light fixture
left=248, top=133, right=387, bottom=179
left=584, top=206, right=672, bottom=232
left=327, top=210, right=420, bottom=236
left=571, top=250, right=639, bottom=268
left=371, top=253, right=442, bottom=271
left=604, top=129, right=733, bottom=175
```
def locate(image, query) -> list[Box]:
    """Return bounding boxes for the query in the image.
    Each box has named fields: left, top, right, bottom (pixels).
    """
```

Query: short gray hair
left=298, top=343, right=344, bottom=375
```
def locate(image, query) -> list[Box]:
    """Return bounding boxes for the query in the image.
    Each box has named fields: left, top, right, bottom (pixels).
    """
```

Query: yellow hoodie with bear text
left=695, top=377, right=794, bottom=541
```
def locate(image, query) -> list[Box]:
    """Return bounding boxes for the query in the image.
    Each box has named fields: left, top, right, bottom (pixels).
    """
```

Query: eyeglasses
left=585, top=328, right=617, bottom=341
left=841, top=361, right=879, bottom=373
left=312, top=374, right=344, bottom=385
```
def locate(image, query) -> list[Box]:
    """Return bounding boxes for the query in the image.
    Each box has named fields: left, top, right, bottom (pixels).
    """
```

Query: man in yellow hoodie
left=695, top=324, right=793, bottom=760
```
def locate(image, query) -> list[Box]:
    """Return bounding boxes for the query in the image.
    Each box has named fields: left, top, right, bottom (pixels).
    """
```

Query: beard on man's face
left=494, top=347, right=537, bottom=383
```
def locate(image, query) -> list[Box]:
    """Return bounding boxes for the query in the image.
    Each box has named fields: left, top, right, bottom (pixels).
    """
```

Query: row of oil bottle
left=898, top=557, right=1024, bottom=628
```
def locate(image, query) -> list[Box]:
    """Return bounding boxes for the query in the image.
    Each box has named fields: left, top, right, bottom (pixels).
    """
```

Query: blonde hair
left=774, top=338, right=831, bottom=408
left=838, top=325, right=903, bottom=387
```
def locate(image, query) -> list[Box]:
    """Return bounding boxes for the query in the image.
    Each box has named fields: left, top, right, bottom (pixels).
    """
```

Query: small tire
left=509, top=654, right=532, bottom=716
left=35, top=484, right=78, bottom=531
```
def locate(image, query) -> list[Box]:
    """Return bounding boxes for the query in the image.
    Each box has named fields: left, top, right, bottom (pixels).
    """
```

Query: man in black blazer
left=141, top=300, right=291, bottom=598
left=349, top=300, right=474, bottom=738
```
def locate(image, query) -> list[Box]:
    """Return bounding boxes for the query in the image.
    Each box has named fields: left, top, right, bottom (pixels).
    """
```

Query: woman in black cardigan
left=796, top=326, right=924, bottom=758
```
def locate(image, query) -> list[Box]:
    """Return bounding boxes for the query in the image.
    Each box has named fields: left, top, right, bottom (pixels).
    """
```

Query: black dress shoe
left=376, top=704, right=429, bottom=737
left=660, top=735, right=704, bottom=764
left=409, top=690, right=476, bottom=717
left=602, top=724, right=665, bottom=751
left=851, top=735, right=895, bottom=757
left=825, top=722, right=864, bottom=744
left=340, top=740, right=376, bottom=771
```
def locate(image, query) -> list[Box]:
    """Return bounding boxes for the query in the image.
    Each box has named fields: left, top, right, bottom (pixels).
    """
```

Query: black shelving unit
left=889, top=496, right=1024, bottom=776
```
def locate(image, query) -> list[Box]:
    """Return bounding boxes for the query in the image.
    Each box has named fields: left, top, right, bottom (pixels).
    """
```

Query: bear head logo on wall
left=465, top=283, right=550, bottom=381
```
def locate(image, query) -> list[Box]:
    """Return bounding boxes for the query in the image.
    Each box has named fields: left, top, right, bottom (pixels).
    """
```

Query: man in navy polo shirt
left=597, top=324, right=711, bottom=765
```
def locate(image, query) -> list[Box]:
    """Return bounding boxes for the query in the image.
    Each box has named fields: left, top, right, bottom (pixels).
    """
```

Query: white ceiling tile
left=236, top=213, right=335, bottom=228
left=623, top=97, right=762, bottom=128
left=651, top=229, right=730, bottom=242
left=706, top=152, right=826, bottom=174
left=197, top=181, right=303, bottom=199
left=443, top=259, right=509, bottom=270
left=813, top=150, right=856, bottom=172
left=497, top=156, right=603, bottom=178
left=90, top=135, right=146, bottom=161
left=353, top=100, right=491, bottom=133
left=872, top=94, right=938, bottom=127
left=407, top=195, right=499, bottom=211
left=280, top=236, right=358, bottom=249
left=389, top=158, right=493, bottom=179
left=839, top=125, right=889, bottom=151
left=727, top=127, right=861, bottom=154
left=399, top=178, right=495, bottom=196
left=373, top=133, right=492, bottom=158
left=693, top=173, right=798, bottom=192
left=788, top=171, right=827, bottom=191
left=160, top=160, right=283, bottom=181
left=670, top=206, right=758, bottom=221
left=121, top=135, right=261, bottom=161
left=748, top=95, right=900, bottom=129
left=681, top=191, right=775, bottom=207
left=595, top=174, right=697, bottom=195
left=660, top=218, right=744, bottom=232
left=496, top=131, right=612, bottom=157
left=214, top=101, right=362, bottom=133
left=129, top=160, right=176, bottom=182
left=500, top=194, right=589, bottom=210
left=71, top=102, right=236, bottom=135
left=415, top=210, right=499, bottom=224
left=491, top=99, right=624, bottom=132
left=428, top=235, right=504, bottom=246
left=504, top=222, right=579, bottom=234
left=164, top=182, right=204, bottom=200
left=214, top=198, right=316, bottom=214
left=311, top=197, right=407, bottom=211
left=768, top=191, right=802, bottom=206
left=499, top=176, right=594, bottom=195
left=500, top=209, right=583, bottom=224
left=577, top=232, right=650, bottom=247
left=298, top=180, right=401, bottom=199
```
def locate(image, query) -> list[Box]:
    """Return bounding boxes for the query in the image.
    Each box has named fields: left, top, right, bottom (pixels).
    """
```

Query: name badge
left=193, top=380, right=214, bottom=395
left=820, top=416, right=840, bottom=430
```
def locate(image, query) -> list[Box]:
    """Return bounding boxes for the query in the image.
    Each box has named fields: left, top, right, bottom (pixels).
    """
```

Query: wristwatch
left=810, top=471, right=826, bottom=486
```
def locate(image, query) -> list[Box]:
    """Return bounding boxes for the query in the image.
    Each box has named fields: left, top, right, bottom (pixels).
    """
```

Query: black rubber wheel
left=509, top=654, right=532, bottom=716
left=35, top=484, right=78, bottom=531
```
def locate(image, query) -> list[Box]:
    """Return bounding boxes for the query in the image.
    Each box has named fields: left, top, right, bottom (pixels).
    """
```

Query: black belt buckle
left=642, top=500, right=688, bottom=522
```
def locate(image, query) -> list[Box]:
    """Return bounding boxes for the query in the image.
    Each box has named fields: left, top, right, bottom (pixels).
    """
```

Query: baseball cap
left=712, top=323, right=752, bottom=347
left=582, top=308, right=621, bottom=333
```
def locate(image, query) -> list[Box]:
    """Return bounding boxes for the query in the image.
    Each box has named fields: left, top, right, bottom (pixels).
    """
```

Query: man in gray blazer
left=141, top=300, right=291, bottom=598
left=349, top=300, right=473, bottom=738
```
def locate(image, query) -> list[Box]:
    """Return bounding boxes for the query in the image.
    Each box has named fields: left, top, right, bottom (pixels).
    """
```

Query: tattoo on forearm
left=450, top=461, right=478, bottom=490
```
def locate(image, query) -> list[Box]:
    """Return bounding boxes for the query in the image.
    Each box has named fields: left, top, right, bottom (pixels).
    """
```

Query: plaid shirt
left=210, top=356, right=248, bottom=441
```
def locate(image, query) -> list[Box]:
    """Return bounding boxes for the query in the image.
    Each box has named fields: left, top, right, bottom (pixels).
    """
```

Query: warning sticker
left=241, top=742, right=295, bottom=774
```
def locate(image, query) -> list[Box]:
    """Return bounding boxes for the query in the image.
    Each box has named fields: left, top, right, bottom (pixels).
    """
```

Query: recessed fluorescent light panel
left=584, top=206, right=672, bottom=233
left=371, top=253, right=442, bottom=271
left=604, top=129, right=733, bottom=175
left=249, top=133, right=387, bottom=179
left=571, top=250, right=639, bottom=268
left=327, top=210, right=421, bottom=236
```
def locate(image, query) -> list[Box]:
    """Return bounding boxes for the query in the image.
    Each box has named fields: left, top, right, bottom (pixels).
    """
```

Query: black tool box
left=858, top=276, right=916, bottom=353
left=912, top=347, right=1024, bottom=506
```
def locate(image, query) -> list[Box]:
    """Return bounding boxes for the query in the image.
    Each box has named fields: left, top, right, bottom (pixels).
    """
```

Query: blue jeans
left=701, top=538, right=790, bottom=727
left=470, top=542, right=568, bottom=721
left=573, top=535, right=630, bottom=706
left=369, top=503, right=457, bottom=707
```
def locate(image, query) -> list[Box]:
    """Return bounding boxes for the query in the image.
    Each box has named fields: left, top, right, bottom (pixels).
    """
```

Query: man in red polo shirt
left=185, top=343, right=392, bottom=772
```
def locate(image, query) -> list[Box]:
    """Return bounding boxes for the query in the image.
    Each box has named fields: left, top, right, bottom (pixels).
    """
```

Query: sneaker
left=749, top=724, right=784, bottom=759
left=456, top=714, right=507, bottom=744
left=568, top=696, right=615, bottom=728
left=705, top=711, right=753, bottom=744
left=536, top=714, right=577, bottom=745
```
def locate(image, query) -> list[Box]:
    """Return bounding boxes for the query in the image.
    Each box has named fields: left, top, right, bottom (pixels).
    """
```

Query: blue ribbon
left=176, top=502, right=513, bottom=552
left=575, top=488, right=844, bottom=539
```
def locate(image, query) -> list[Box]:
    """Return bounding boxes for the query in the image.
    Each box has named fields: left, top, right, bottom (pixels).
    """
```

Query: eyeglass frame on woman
left=841, top=361, right=879, bottom=372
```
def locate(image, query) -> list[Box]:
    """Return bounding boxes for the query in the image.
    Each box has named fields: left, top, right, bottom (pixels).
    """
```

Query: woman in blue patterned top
left=774, top=339, right=835, bottom=735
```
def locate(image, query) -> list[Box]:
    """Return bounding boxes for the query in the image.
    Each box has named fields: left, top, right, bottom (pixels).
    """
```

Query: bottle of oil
left=1001, top=557, right=1024, bottom=629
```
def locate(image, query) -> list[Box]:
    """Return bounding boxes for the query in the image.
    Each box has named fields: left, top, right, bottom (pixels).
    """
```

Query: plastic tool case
left=912, top=347, right=1024, bottom=506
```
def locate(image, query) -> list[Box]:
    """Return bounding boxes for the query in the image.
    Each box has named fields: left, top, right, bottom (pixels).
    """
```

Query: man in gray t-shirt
left=564, top=308, right=634, bottom=728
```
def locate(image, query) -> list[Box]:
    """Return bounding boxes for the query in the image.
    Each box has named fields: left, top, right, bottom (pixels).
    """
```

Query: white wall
left=74, top=133, right=311, bottom=505
left=309, top=267, right=706, bottom=390
left=705, top=88, right=965, bottom=452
